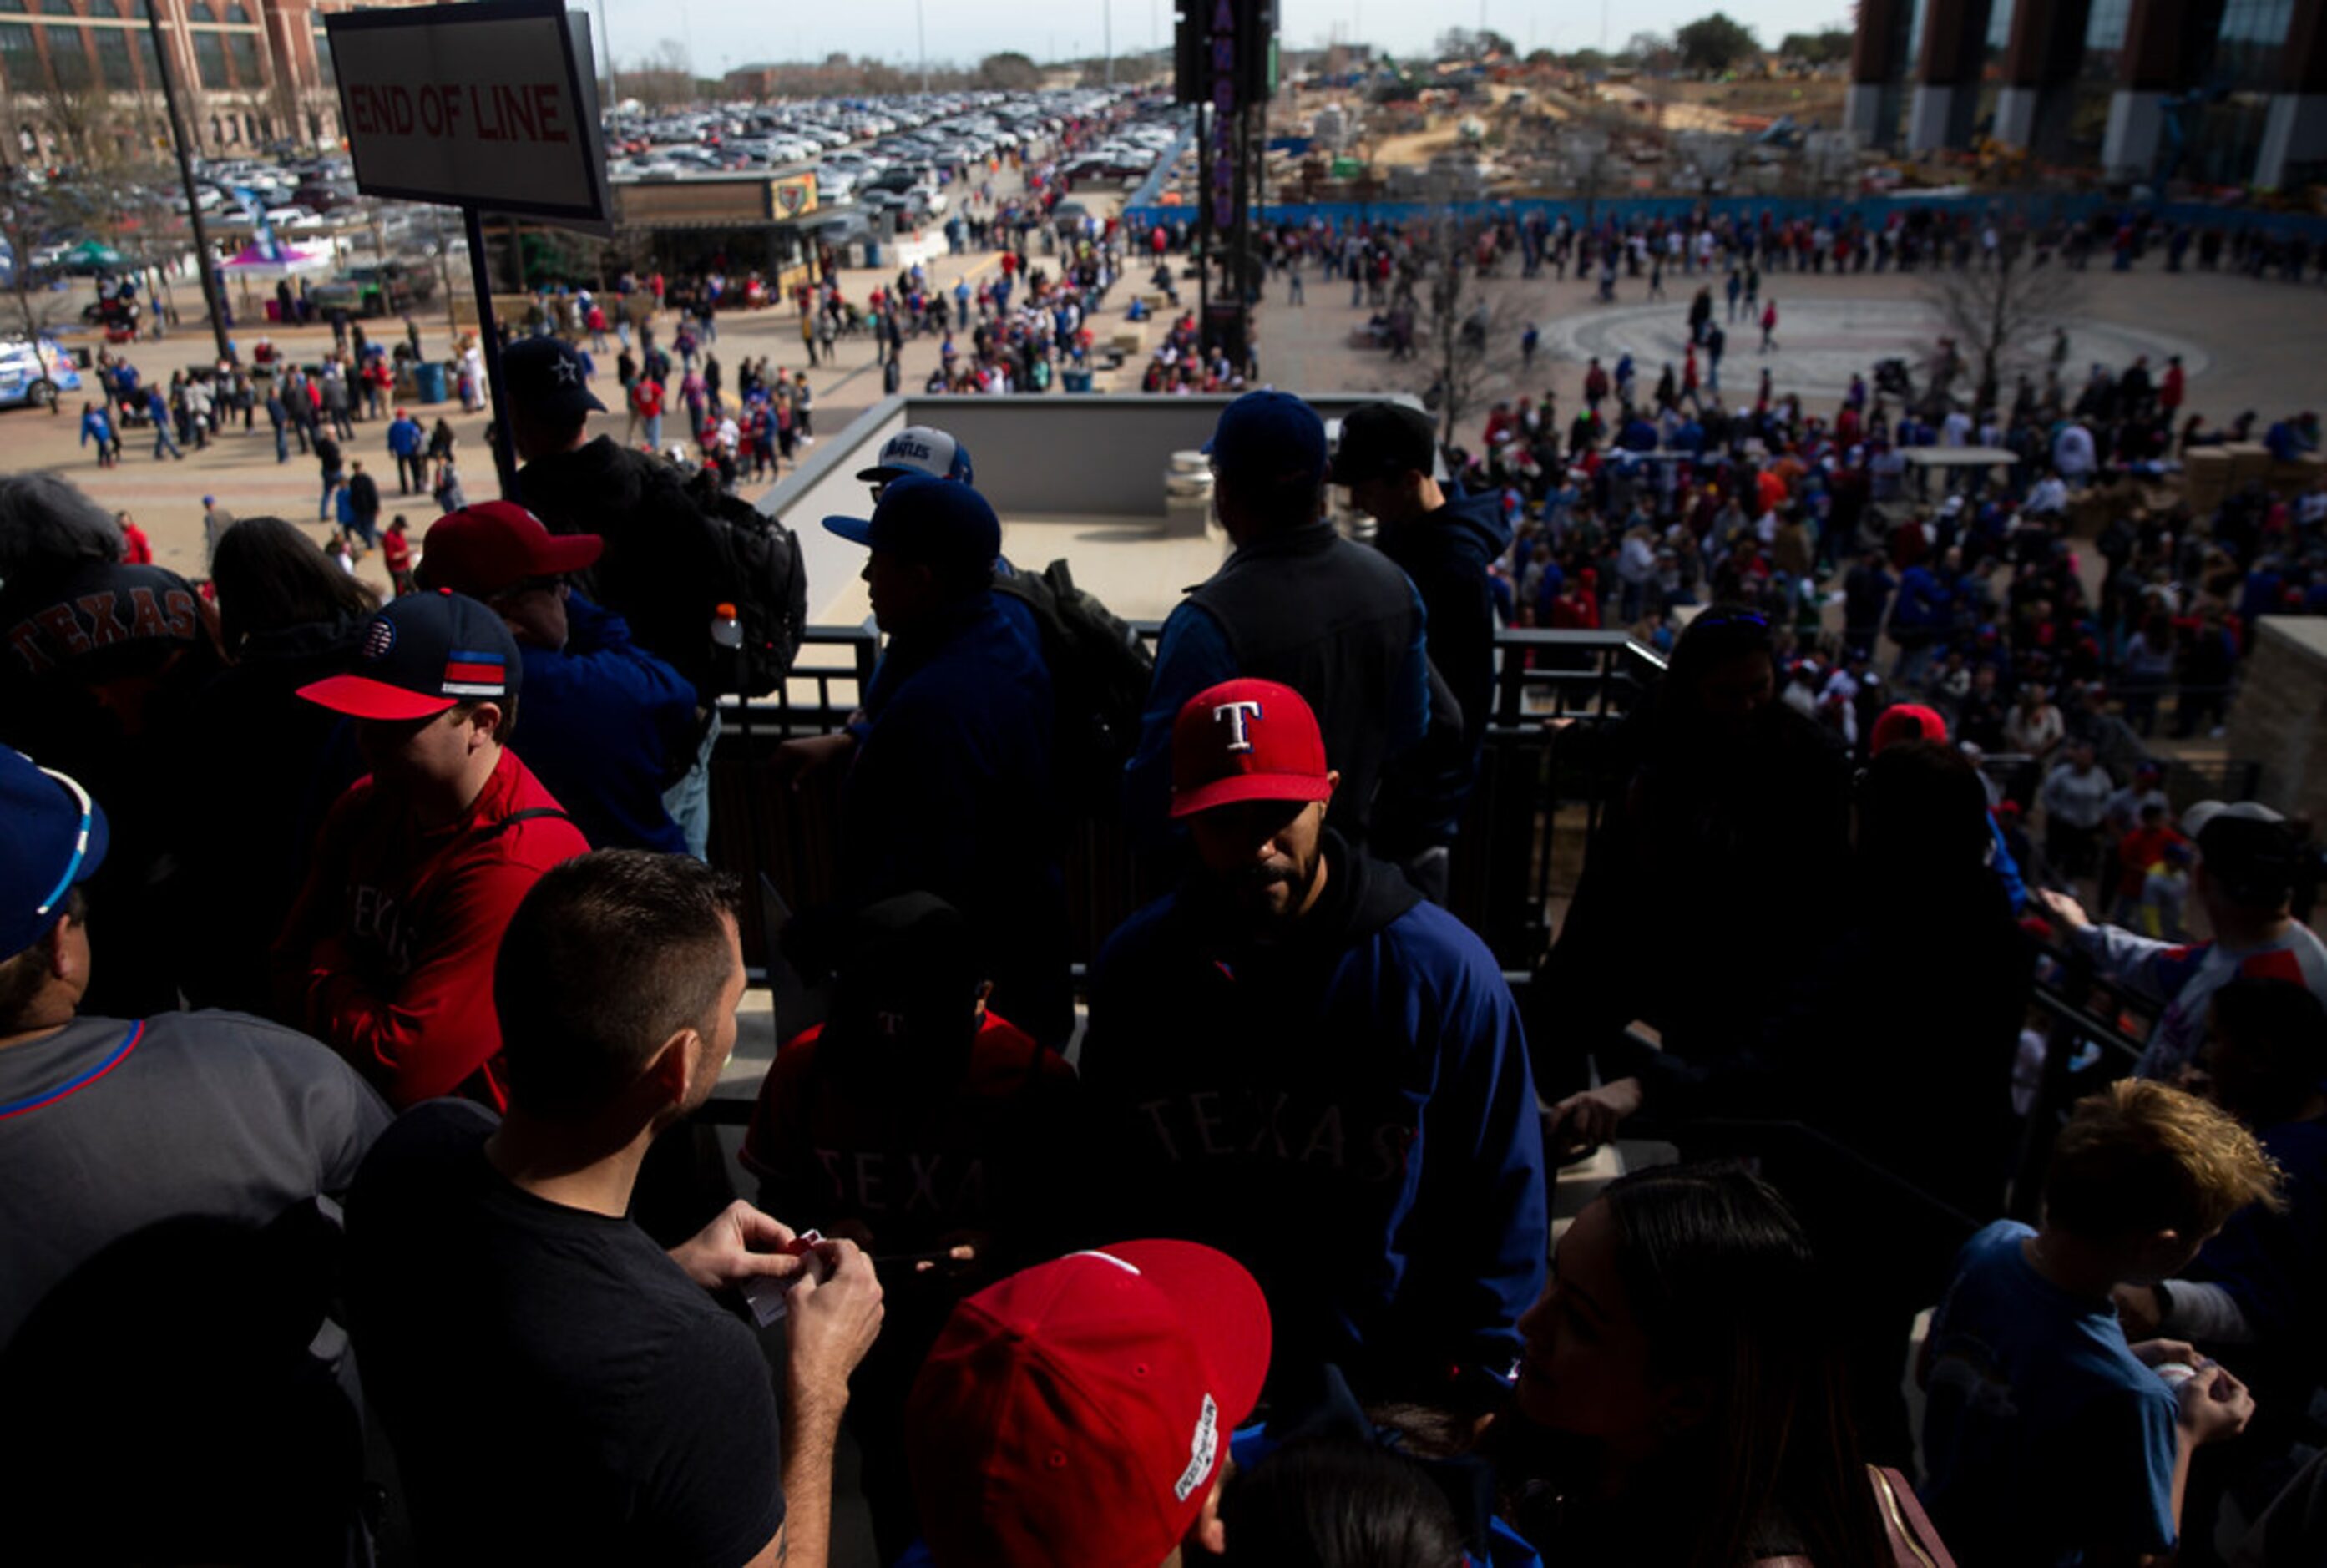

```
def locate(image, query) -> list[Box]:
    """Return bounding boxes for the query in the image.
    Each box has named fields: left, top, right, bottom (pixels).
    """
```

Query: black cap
left=502, top=336, right=606, bottom=421
left=1331, top=402, right=1436, bottom=486
left=831, top=893, right=984, bottom=1045
left=2187, top=801, right=2300, bottom=908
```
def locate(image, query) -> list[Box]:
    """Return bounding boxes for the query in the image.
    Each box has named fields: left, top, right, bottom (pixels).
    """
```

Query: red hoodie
left=274, top=746, right=589, bottom=1109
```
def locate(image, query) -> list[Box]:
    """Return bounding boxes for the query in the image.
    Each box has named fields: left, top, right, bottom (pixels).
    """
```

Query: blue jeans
left=660, top=706, right=719, bottom=860
left=320, top=473, right=342, bottom=519
left=153, top=427, right=182, bottom=459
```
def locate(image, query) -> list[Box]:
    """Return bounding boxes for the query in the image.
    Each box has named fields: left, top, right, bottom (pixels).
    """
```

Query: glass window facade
left=93, top=22, right=130, bottom=87
left=48, top=24, right=90, bottom=84
left=191, top=24, right=224, bottom=87
left=0, top=20, right=38, bottom=87
left=225, top=26, right=255, bottom=85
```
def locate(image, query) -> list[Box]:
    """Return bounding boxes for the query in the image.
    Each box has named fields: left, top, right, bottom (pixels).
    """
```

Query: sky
left=584, top=0, right=1856, bottom=78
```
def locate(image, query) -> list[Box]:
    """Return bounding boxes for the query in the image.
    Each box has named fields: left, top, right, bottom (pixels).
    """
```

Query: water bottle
left=711, top=602, right=742, bottom=651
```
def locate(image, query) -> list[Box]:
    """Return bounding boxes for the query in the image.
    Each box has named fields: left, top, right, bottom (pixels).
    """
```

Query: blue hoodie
left=1082, top=833, right=1548, bottom=1399
left=1375, top=484, right=1515, bottom=842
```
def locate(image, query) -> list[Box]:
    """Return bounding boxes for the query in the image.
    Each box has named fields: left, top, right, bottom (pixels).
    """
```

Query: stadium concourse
left=7, top=186, right=2327, bottom=1567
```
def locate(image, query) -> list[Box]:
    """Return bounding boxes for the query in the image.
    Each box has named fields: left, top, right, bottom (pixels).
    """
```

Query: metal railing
left=701, top=619, right=2219, bottom=1220
left=705, top=625, right=1667, bottom=970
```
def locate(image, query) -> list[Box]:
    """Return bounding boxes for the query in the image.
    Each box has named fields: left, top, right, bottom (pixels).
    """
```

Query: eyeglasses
left=34, top=766, right=93, bottom=920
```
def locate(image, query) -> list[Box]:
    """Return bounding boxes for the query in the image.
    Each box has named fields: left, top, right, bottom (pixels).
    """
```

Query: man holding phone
left=345, top=851, right=884, bottom=1567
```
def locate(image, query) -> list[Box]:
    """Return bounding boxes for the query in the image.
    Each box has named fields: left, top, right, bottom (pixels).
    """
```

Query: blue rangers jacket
left=1082, top=832, right=1548, bottom=1403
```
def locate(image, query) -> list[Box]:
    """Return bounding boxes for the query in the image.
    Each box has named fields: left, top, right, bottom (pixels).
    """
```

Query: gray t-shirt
left=0, top=1009, right=390, bottom=1349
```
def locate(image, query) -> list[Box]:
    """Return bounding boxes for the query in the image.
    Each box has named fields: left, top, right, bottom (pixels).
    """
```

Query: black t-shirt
left=346, top=1100, right=783, bottom=1566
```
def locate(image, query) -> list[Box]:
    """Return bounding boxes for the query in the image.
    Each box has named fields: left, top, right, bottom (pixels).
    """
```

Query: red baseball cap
left=1869, top=702, right=1947, bottom=755
left=906, top=1240, right=1271, bottom=1567
left=1169, top=678, right=1332, bottom=820
left=417, top=501, right=602, bottom=598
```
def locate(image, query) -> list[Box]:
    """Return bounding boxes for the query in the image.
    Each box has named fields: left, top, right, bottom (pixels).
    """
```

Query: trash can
left=263, top=299, right=281, bottom=323
left=1062, top=368, right=1093, bottom=392
left=864, top=240, right=883, bottom=268
left=413, top=361, right=448, bottom=404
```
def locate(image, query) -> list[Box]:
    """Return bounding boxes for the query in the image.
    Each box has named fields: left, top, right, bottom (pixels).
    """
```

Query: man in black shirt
left=346, top=852, right=884, bottom=1567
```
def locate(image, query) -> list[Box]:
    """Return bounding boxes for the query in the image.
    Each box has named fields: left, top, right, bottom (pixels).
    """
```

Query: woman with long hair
left=178, top=517, right=378, bottom=1010
left=1507, top=1163, right=1894, bottom=1568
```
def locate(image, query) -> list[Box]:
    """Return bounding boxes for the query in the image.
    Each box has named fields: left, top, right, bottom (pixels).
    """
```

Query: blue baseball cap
left=823, top=471, right=1001, bottom=572
left=1203, top=390, right=1328, bottom=485
left=0, top=746, right=109, bottom=959
left=296, top=588, right=524, bottom=721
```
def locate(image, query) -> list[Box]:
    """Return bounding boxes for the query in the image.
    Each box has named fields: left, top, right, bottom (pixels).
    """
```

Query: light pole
left=144, top=0, right=230, bottom=363
left=916, top=0, right=928, bottom=94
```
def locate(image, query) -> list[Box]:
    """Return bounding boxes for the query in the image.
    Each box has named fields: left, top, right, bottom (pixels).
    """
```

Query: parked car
left=0, top=335, right=83, bottom=411
left=308, top=260, right=437, bottom=317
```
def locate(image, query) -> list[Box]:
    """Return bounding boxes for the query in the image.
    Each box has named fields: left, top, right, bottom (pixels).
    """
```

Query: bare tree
left=1920, top=241, right=2081, bottom=412
left=1384, top=202, right=1530, bottom=446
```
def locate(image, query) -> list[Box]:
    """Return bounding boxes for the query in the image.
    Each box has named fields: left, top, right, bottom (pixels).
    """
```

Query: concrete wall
left=2225, top=617, right=2327, bottom=827
left=770, top=392, right=1401, bottom=528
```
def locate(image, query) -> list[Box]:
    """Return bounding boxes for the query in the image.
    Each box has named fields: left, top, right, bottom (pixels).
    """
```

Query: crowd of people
left=8, top=283, right=2327, bottom=1568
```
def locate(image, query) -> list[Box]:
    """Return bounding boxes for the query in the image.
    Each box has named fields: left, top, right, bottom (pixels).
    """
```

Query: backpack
left=679, top=465, right=807, bottom=697
left=991, top=559, right=1153, bottom=807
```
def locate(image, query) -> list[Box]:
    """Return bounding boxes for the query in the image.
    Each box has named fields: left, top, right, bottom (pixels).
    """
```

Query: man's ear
left=466, top=702, right=503, bottom=747
left=1323, top=767, right=1341, bottom=805
left=1190, top=1469, right=1228, bottom=1558
left=645, top=1025, right=699, bottom=1110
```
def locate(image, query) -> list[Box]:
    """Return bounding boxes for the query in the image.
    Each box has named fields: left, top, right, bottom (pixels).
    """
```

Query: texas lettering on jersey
left=7, top=585, right=200, bottom=674
left=1133, top=1088, right=1419, bottom=1184
left=809, top=1147, right=989, bottom=1222
left=345, top=883, right=420, bottom=979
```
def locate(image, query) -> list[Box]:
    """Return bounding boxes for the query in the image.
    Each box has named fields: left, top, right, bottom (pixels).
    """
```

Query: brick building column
left=1847, top=0, right=1910, bottom=147
left=1906, top=0, right=1993, bottom=153
left=2255, top=1, right=2327, bottom=188
left=1993, top=0, right=2090, bottom=158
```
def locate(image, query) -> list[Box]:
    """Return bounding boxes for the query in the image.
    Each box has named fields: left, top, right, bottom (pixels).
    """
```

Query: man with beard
left=1080, top=680, right=1546, bottom=1406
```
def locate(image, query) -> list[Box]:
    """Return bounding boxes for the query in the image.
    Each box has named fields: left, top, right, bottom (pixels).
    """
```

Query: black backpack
left=992, top=559, right=1154, bottom=807
left=680, top=466, right=808, bottom=697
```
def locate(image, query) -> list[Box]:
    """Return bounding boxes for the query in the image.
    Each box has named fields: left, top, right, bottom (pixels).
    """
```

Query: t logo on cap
left=1213, top=699, right=1262, bottom=752
left=1170, top=678, right=1333, bottom=820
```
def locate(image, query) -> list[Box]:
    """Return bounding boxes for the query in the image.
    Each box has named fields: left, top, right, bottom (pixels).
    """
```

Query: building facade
left=1847, top=0, right=2327, bottom=190
left=0, top=0, right=436, bottom=165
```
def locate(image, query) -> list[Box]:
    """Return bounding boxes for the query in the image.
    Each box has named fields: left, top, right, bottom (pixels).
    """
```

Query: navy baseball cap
left=823, top=471, right=1001, bottom=572
left=502, top=336, right=606, bottom=420
left=1330, top=401, right=1436, bottom=485
left=855, top=424, right=975, bottom=486
left=297, top=588, right=524, bottom=721
left=0, top=746, right=109, bottom=959
left=1204, top=390, right=1328, bottom=485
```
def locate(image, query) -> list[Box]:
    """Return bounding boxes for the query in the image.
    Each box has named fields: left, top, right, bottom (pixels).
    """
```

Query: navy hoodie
left=1082, top=832, right=1548, bottom=1400
left=1374, top=485, right=1514, bottom=845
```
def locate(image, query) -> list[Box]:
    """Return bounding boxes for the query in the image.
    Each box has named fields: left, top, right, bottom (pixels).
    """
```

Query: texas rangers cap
left=1330, top=401, right=1437, bottom=485
left=856, top=423, right=974, bottom=486
left=823, top=471, right=1000, bottom=573
left=1203, top=390, right=1328, bottom=485
left=1170, top=678, right=1333, bottom=820
left=502, top=335, right=605, bottom=420
left=297, top=588, right=523, bottom=721
left=1869, top=703, right=1947, bottom=756
left=906, top=1240, right=1270, bottom=1568
left=0, top=746, right=109, bottom=960
left=417, top=500, right=603, bottom=597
